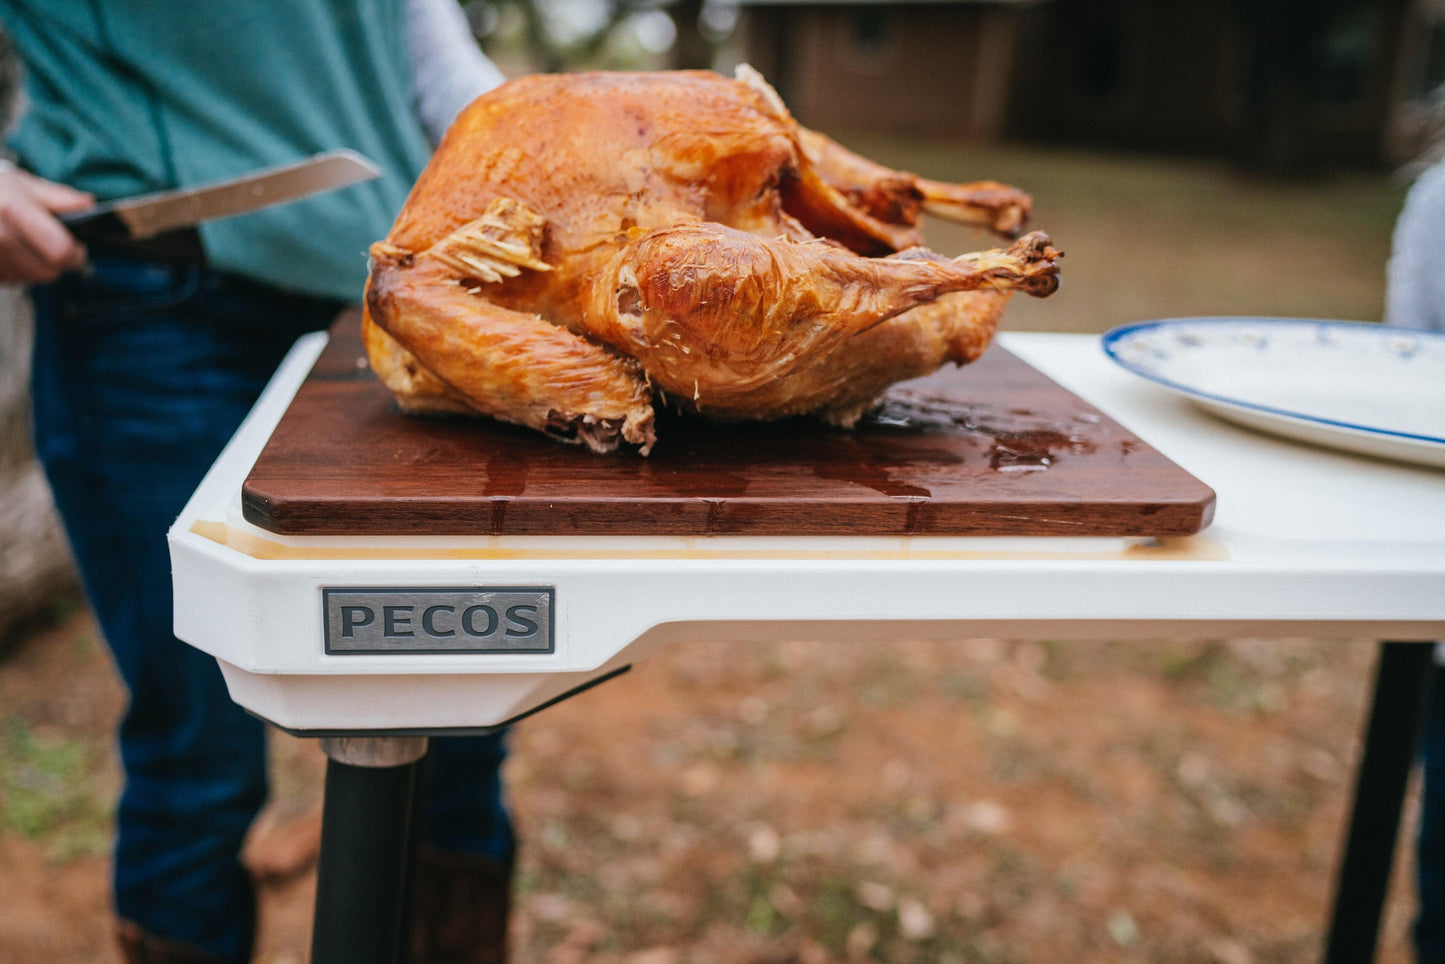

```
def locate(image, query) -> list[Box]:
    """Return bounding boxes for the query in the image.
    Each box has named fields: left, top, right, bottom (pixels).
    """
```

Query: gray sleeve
left=407, top=0, right=508, bottom=146
left=1385, top=162, right=1445, bottom=333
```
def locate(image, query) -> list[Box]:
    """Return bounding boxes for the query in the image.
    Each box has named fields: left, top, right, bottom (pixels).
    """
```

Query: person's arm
left=0, top=163, right=92, bottom=284
left=407, top=0, right=507, bottom=146
left=1385, top=161, right=1445, bottom=333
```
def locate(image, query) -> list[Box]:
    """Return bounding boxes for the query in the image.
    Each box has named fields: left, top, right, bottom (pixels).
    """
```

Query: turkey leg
left=797, top=128, right=1033, bottom=239
left=588, top=223, right=1060, bottom=412
left=367, top=243, right=657, bottom=454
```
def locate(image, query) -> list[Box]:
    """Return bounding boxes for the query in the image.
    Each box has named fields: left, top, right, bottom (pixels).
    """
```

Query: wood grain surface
left=241, top=319, right=1215, bottom=537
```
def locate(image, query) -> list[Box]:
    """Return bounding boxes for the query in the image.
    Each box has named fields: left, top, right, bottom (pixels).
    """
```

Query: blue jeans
left=31, top=256, right=513, bottom=963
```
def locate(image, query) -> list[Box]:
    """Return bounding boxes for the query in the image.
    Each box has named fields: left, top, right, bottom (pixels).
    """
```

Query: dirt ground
left=0, top=144, right=1420, bottom=963
left=0, top=605, right=1422, bottom=964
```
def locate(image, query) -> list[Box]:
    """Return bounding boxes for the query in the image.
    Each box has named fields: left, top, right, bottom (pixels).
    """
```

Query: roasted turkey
left=364, top=67, right=1060, bottom=454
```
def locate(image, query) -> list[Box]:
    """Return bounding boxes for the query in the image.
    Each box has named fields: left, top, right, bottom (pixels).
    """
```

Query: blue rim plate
left=1101, top=317, right=1445, bottom=469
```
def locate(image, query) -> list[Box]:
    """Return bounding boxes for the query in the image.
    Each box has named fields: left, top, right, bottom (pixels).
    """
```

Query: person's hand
left=0, top=162, right=94, bottom=284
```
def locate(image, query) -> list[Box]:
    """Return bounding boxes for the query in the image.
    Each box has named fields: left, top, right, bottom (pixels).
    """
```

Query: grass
left=0, top=716, right=112, bottom=860
left=831, top=137, right=1410, bottom=333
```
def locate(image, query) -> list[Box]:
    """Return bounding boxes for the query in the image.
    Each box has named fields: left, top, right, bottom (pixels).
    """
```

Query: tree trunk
left=669, top=0, right=713, bottom=71
left=0, top=286, right=79, bottom=646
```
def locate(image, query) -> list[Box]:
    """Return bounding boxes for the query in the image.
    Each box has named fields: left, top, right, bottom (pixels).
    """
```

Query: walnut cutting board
left=241, top=319, right=1215, bottom=537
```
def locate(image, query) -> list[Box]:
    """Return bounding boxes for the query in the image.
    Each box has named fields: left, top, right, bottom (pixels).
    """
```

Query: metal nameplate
left=323, top=587, right=554, bottom=655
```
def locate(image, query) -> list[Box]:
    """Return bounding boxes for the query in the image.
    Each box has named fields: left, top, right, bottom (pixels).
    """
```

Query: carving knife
left=59, top=149, right=382, bottom=253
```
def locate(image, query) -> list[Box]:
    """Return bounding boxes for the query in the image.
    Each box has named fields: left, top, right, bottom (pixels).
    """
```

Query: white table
left=169, top=331, right=1445, bottom=963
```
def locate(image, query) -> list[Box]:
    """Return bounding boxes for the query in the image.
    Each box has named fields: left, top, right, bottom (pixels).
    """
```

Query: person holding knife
left=0, top=2, right=516, bottom=962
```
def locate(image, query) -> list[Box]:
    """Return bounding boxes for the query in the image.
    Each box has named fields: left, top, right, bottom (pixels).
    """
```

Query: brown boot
left=116, top=919, right=233, bottom=964
left=408, top=844, right=513, bottom=964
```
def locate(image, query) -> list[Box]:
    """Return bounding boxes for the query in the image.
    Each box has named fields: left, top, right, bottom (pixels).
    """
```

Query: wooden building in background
left=740, top=0, right=1040, bottom=140
left=738, top=0, right=1445, bottom=169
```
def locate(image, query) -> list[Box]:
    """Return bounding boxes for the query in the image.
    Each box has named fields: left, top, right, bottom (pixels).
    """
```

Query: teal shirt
left=0, top=1, right=433, bottom=301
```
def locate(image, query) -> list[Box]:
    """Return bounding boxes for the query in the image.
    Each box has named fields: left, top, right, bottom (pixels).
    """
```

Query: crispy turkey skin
left=364, top=67, right=1060, bottom=454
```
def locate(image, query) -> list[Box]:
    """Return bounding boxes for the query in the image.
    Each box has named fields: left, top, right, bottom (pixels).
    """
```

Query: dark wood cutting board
left=241, top=319, right=1215, bottom=537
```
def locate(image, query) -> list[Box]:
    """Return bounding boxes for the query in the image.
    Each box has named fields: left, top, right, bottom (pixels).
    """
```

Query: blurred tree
left=670, top=0, right=712, bottom=71
left=463, top=0, right=718, bottom=74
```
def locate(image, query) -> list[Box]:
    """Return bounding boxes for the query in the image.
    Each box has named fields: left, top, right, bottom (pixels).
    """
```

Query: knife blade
left=60, top=149, right=382, bottom=244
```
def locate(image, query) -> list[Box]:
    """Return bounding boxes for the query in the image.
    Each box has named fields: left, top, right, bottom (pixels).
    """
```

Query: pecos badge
left=323, top=587, right=554, bottom=654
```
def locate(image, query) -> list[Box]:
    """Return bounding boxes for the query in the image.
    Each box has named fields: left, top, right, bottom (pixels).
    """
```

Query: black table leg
left=1324, top=641, right=1435, bottom=964
left=312, top=736, right=430, bottom=964
left=397, top=749, right=435, bottom=964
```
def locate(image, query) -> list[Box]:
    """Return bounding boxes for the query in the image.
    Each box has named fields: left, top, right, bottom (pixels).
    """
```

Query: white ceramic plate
left=1102, top=317, right=1445, bottom=469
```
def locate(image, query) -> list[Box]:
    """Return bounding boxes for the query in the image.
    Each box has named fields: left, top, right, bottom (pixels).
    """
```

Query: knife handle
left=60, top=206, right=207, bottom=265
left=59, top=205, right=132, bottom=245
